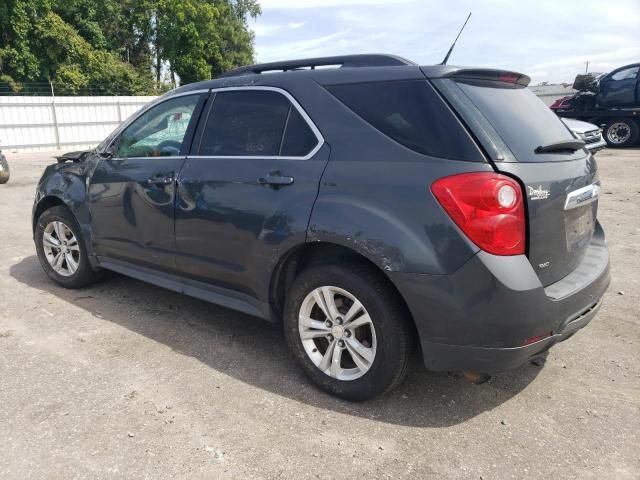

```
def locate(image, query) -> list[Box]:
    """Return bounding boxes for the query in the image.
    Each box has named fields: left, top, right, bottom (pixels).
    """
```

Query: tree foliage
left=0, top=0, right=261, bottom=94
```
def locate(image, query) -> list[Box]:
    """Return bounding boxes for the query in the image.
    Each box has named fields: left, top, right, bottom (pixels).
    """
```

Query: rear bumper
left=419, top=297, right=602, bottom=373
left=389, top=226, right=610, bottom=374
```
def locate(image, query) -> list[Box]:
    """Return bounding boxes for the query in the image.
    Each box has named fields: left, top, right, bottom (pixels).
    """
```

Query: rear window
left=197, top=89, right=319, bottom=158
left=200, top=90, right=289, bottom=156
left=327, top=80, right=482, bottom=161
left=455, top=80, right=584, bottom=162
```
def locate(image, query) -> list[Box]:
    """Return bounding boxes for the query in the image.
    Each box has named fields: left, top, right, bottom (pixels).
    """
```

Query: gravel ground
left=0, top=149, right=638, bottom=479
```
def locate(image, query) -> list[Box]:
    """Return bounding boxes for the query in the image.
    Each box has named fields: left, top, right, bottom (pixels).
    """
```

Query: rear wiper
left=534, top=139, right=585, bottom=154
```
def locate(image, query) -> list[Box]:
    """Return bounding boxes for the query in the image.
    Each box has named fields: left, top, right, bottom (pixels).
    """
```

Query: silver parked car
left=562, top=118, right=607, bottom=153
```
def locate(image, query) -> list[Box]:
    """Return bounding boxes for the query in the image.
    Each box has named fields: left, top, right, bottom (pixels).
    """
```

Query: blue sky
left=251, top=0, right=640, bottom=84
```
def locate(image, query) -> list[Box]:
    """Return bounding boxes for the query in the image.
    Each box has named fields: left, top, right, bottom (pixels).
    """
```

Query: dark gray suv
left=33, top=55, right=610, bottom=401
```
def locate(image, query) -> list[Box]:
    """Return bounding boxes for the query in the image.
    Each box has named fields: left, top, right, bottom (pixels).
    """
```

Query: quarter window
left=198, top=90, right=318, bottom=158
left=327, top=80, right=482, bottom=161
left=113, top=94, right=199, bottom=158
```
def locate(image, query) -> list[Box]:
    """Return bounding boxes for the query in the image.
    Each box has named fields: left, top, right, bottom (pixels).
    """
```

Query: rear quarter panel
left=309, top=151, right=492, bottom=274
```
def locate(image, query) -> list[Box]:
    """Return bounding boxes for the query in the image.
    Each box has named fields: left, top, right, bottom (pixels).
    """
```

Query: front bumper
left=389, top=226, right=610, bottom=374
left=585, top=137, right=607, bottom=154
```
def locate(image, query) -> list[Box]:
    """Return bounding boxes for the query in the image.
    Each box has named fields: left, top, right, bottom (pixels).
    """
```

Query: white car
left=562, top=118, right=607, bottom=154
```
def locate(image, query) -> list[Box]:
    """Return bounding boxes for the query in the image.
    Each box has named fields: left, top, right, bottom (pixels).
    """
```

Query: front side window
left=113, top=94, right=199, bottom=158
left=198, top=90, right=318, bottom=157
left=610, top=66, right=639, bottom=81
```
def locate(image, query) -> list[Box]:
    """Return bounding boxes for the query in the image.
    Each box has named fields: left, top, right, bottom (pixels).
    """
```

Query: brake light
left=497, top=73, right=520, bottom=84
left=431, top=172, right=525, bottom=256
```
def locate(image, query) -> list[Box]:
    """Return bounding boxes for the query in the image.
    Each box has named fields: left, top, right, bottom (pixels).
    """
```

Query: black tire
left=604, top=118, right=639, bottom=148
left=34, top=206, right=103, bottom=288
left=0, top=154, right=9, bottom=184
left=283, top=263, right=412, bottom=401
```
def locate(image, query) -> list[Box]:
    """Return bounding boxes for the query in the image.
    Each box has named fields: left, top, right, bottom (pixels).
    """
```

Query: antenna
left=440, top=12, right=472, bottom=66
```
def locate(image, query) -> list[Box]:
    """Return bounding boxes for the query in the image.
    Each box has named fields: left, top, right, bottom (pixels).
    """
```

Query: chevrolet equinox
left=33, top=55, right=610, bottom=401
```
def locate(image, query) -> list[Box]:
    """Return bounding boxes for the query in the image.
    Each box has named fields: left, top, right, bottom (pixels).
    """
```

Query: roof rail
left=218, top=54, right=415, bottom=78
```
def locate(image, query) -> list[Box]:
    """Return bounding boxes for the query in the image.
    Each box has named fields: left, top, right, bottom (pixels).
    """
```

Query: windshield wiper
left=534, top=139, right=585, bottom=154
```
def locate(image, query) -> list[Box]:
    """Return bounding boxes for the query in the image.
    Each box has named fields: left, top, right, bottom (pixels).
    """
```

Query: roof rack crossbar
left=219, top=54, right=415, bottom=78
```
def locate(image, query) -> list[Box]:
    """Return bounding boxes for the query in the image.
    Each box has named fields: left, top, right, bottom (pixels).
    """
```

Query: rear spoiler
left=444, top=69, right=531, bottom=87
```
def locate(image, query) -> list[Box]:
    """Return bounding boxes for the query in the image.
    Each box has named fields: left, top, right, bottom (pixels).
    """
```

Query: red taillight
left=431, top=172, right=525, bottom=256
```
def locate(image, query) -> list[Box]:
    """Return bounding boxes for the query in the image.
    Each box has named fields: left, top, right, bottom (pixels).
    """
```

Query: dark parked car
left=33, top=55, right=610, bottom=401
left=551, top=62, right=640, bottom=147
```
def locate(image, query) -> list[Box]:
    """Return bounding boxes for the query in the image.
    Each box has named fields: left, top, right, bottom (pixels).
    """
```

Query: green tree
left=35, top=12, right=154, bottom=94
left=0, top=0, right=261, bottom=93
left=156, top=0, right=261, bottom=84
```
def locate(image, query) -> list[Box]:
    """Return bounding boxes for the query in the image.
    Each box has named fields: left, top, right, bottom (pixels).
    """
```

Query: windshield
left=455, top=79, right=586, bottom=162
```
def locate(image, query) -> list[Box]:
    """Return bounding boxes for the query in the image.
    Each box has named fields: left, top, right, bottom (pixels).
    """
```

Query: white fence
left=528, top=84, right=576, bottom=106
left=0, top=96, right=157, bottom=152
left=0, top=87, right=575, bottom=152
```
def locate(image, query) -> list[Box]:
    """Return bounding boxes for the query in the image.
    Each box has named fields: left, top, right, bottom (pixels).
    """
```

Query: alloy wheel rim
left=43, top=221, right=80, bottom=277
left=298, top=286, right=377, bottom=381
left=607, top=122, right=631, bottom=144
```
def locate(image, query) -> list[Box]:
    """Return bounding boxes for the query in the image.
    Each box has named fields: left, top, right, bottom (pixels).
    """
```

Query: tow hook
left=462, top=371, right=492, bottom=384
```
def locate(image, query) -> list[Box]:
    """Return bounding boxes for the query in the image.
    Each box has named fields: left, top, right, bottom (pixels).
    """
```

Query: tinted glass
left=281, top=107, right=318, bottom=156
left=200, top=90, right=290, bottom=156
left=327, top=80, right=481, bottom=161
left=456, top=80, right=584, bottom=162
left=114, top=95, right=199, bottom=158
left=611, top=66, right=639, bottom=81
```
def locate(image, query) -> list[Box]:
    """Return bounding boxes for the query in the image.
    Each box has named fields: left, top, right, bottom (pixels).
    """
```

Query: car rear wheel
left=283, top=263, right=412, bottom=401
left=35, top=206, right=103, bottom=288
left=604, top=119, right=639, bottom=148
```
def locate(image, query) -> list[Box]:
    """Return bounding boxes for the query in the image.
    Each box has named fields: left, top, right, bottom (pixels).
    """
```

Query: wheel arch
left=33, top=191, right=98, bottom=268
left=33, top=195, right=68, bottom=233
left=269, top=241, right=417, bottom=334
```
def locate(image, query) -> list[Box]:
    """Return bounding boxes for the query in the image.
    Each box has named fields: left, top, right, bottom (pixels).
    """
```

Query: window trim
left=104, top=89, right=209, bottom=160
left=191, top=86, right=324, bottom=161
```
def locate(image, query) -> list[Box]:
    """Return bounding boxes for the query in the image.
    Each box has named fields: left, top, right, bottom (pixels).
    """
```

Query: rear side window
left=198, top=89, right=319, bottom=157
left=327, top=80, right=482, bottom=161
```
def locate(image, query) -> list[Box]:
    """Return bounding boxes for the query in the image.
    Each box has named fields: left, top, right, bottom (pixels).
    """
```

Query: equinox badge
left=564, top=184, right=600, bottom=210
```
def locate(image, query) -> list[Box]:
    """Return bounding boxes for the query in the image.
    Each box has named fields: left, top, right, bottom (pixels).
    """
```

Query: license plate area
left=565, top=205, right=595, bottom=251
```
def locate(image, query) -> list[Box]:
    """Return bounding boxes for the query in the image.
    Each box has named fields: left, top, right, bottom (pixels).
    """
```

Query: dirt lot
left=0, top=149, right=638, bottom=479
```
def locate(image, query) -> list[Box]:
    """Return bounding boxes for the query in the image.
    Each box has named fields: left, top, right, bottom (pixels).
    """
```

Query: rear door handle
left=147, top=172, right=175, bottom=185
left=257, top=172, right=294, bottom=187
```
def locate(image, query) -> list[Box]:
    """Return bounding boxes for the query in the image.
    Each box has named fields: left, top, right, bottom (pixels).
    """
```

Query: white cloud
left=251, top=23, right=282, bottom=36
left=253, top=0, right=640, bottom=83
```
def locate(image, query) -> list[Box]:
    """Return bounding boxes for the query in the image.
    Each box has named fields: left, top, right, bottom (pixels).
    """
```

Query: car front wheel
left=34, top=206, right=102, bottom=288
left=284, top=263, right=412, bottom=401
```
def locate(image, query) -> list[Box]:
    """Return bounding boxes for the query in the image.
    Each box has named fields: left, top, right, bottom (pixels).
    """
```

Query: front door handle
left=258, top=172, right=294, bottom=187
left=147, top=173, right=175, bottom=185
